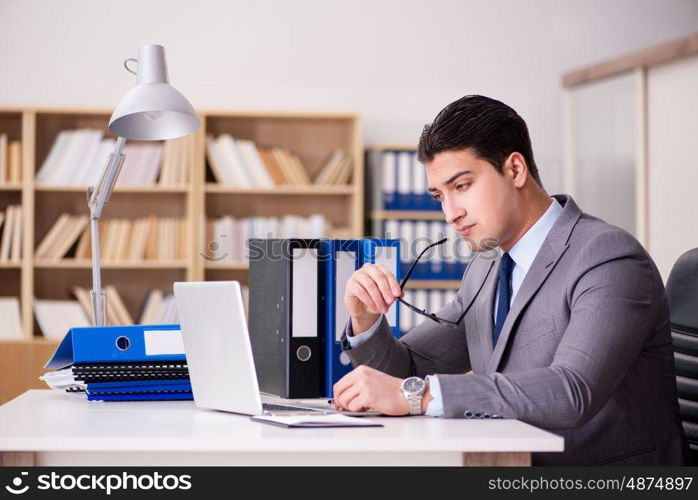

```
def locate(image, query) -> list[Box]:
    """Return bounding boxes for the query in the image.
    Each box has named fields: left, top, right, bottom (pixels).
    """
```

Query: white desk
left=0, top=390, right=563, bottom=466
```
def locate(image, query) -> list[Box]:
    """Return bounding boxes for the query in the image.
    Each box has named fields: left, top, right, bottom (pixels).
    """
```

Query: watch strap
left=407, top=396, right=422, bottom=415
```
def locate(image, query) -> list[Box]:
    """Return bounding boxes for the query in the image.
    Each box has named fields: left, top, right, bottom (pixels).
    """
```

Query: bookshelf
left=0, top=107, right=364, bottom=404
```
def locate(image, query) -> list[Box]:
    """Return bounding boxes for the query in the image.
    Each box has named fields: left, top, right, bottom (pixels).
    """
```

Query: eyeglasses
left=398, top=238, right=470, bottom=329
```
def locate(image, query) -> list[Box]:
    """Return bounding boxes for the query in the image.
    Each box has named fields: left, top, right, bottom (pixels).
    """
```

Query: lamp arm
left=87, top=136, right=127, bottom=326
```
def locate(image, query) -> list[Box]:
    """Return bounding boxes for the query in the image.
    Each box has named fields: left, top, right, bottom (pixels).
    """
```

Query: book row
left=203, top=214, right=351, bottom=263
left=36, top=214, right=188, bottom=261
left=206, top=134, right=352, bottom=188
left=36, top=129, right=192, bottom=187
left=367, top=149, right=442, bottom=211
left=381, top=219, right=470, bottom=280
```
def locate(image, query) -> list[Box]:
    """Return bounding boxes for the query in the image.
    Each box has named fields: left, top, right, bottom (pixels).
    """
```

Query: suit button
left=474, top=412, right=482, bottom=418
left=483, top=413, right=491, bottom=418
left=464, top=410, right=474, bottom=418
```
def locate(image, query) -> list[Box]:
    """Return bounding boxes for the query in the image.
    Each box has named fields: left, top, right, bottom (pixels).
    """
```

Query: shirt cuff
left=345, top=316, right=383, bottom=349
left=425, top=375, right=444, bottom=417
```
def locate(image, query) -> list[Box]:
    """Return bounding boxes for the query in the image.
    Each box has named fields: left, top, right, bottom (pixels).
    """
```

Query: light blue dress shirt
left=346, top=197, right=564, bottom=416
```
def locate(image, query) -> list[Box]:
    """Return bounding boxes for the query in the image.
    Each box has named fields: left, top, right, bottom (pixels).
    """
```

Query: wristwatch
left=400, top=376, right=426, bottom=415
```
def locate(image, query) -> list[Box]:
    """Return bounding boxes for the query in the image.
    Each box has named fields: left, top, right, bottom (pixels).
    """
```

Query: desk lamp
left=88, top=44, right=200, bottom=326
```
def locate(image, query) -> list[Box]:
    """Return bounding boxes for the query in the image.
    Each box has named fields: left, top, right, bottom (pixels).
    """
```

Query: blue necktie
left=493, top=252, right=514, bottom=346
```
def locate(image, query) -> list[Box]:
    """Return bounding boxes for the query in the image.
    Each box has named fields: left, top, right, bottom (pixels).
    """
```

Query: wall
left=1, top=0, right=697, bottom=194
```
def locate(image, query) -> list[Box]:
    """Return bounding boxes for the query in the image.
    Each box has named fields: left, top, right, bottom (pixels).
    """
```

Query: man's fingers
left=354, top=272, right=389, bottom=314
left=346, top=280, right=381, bottom=314
left=363, top=264, right=399, bottom=306
left=374, top=263, right=403, bottom=297
left=334, top=382, right=362, bottom=410
left=345, top=392, right=370, bottom=412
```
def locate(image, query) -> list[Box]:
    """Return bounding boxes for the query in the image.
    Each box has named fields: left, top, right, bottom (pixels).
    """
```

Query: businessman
left=334, top=95, right=687, bottom=465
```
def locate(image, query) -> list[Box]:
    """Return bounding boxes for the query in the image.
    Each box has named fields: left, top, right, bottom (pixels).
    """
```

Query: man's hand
left=344, top=263, right=403, bottom=334
left=332, top=365, right=433, bottom=415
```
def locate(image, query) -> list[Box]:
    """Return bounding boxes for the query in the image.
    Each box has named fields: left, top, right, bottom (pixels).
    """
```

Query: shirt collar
left=506, top=197, right=564, bottom=274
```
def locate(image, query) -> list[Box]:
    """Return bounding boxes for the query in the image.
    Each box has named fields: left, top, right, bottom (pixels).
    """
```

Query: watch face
left=402, top=377, right=425, bottom=395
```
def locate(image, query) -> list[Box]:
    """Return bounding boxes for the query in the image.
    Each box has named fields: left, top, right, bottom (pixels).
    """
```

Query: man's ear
left=508, top=152, right=528, bottom=188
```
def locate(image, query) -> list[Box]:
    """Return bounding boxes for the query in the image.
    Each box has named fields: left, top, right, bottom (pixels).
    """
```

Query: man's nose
left=443, top=196, right=465, bottom=225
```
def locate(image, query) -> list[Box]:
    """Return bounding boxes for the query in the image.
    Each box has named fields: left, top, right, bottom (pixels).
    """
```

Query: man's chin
left=457, top=233, right=499, bottom=254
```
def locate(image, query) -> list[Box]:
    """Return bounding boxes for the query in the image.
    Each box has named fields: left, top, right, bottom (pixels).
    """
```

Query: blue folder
left=319, top=239, right=363, bottom=398
left=45, top=324, right=185, bottom=370
left=87, top=383, right=192, bottom=395
left=87, top=392, right=193, bottom=402
left=85, top=378, right=191, bottom=391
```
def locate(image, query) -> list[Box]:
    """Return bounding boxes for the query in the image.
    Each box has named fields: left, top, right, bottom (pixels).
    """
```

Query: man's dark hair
left=417, top=95, right=542, bottom=186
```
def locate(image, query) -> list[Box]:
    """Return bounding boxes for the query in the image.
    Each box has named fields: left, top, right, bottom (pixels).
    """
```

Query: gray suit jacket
left=342, top=194, right=687, bottom=465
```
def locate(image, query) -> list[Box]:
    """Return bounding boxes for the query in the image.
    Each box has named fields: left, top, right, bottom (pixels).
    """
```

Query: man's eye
left=456, top=183, right=470, bottom=190
left=431, top=193, right=443, bottom=202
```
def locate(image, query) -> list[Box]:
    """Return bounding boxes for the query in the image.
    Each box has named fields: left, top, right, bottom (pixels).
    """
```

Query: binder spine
left=288, top=239, right=323, bottom=398
left=249, top=238, right=324, bottom=399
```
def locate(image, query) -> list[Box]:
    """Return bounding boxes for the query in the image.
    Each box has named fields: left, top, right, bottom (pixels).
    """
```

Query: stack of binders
left=41, top=324, right=191, bottom=401
left=248, top=238, right=401, bottom=400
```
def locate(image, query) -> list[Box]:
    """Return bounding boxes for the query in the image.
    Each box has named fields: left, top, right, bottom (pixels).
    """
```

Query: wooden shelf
left=370, top=210, right=443, bottom=220
left=35, top=185, right=189, bottom=194
left=34, top=260, right=188, bottom=270
left=0, top=262, right=22, bottom=269
left=205, top=184, right=354, bottom=195
left=405, top=280, right=461, bottom=290
left=0, top=184, right=23, bottom=191
left=204, top=261, right=249, bottom=270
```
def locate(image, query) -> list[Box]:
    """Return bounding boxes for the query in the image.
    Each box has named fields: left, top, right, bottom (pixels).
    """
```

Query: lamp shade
left=108, top=45, right=200, bottom=141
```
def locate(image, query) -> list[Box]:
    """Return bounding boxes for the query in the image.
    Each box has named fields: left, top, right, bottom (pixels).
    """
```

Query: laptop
left=173, top=280, right=371, bottom=416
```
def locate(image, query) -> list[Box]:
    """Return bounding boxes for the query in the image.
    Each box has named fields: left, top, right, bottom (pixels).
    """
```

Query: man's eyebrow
left=427, top=170, right=472, bottom=192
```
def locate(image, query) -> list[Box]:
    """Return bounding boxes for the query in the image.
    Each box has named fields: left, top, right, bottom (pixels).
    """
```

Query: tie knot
left=500, top=252, right=514, bottom=274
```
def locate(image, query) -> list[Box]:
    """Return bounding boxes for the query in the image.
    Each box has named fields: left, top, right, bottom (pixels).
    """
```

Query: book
left=206, top=134, right=233, bottom=186
left=8, top=140, right=22, bottom=183
left=33, top=298, right=90, bottom=339
left=35, top=213, right=71, bottom=260
left=0, top=297, right=22, bottom=339
left=50, top=215, right=88, bottom=260
left=139, top=289, right=164, bottom=325
left=71, top=286, right=94, bottom=324
left=0, top=134, right=7, bottom=184
left=287, top=151, right=312, bottom=184
left=257, top=147, right=287, bottom=185
left=104, top=285, right=134, bottom=325
left=217, top=134, right=253, bottom=188
left=235, top=139, right=274, bottom=187
left=10, top=205, right=22, bottom=261
left=0, top=206, right=14, bottom=261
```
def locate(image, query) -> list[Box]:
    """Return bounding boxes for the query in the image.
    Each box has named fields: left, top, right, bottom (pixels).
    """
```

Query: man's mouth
left=457, top=224, right=476, bottom=236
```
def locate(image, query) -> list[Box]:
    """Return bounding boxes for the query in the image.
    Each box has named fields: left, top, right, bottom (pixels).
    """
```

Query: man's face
left=426, top=149, right=519, bottom=252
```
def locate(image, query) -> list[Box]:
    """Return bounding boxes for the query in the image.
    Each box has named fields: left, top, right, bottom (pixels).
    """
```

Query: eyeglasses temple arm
left=399, top=237, right=448, bottom=289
